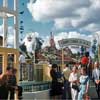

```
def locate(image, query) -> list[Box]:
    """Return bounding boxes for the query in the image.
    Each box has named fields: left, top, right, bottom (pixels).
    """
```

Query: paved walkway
left=88, top=80, right=98, bottom=100
left=22, top=80, right=99, bottom=100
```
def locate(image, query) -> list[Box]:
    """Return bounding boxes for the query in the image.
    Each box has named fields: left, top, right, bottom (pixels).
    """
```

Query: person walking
left=92, top=61, right=100, bottom=98
left=78, top=67, right=89, bottom=100
left=69, top=66, right=79, bottom=100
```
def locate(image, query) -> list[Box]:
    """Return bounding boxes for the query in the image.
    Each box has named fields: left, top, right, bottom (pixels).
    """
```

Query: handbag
left=72, top=84, right=80, bottom=92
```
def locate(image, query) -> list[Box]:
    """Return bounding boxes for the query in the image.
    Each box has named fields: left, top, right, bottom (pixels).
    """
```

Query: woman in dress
left=78, top=67, right=89, bottom=100
left=50, top=64, right=64, bottom=99
left=69, top=66, right=79, bottom=100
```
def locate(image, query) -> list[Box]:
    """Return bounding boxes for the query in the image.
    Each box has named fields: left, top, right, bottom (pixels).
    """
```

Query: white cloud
left=27, top=0, right=100, bottom=33
left=27, top=0, right=90, bottom=21
left=0, top=25, right=14, bottom=46
left=23, top=32, right=39, bottom=42
left=42, top=36, right=50, bottom=48
left=81, top=23, right=100, bottom=33
left=54, top=18, right=73, bottom=29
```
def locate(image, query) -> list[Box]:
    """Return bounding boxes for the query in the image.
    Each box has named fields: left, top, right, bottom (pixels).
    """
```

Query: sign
left=58, top=38, right=91, bottom=48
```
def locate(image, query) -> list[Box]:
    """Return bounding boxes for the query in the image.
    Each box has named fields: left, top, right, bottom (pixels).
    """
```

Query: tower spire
left=50, top=32, right=55, bottom=48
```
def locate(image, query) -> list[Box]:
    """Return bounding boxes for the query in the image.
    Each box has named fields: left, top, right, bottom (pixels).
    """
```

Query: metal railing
left=19, top=63, right=51, bottom=82
left=19, top=62, right=35, bottom=81
left=19, top=81, right=51, bottom=92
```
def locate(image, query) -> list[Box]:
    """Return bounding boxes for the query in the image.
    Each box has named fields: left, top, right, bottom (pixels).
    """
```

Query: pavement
left=88, top=80, right=98, bottom=100
left=22, top=80, right=99, bottom=100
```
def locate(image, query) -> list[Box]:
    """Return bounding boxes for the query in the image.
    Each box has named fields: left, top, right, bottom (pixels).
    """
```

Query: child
left=83, top=93, right=91, bottom=100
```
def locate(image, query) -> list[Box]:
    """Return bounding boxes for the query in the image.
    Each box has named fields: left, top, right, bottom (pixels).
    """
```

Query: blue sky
left=0, top=0, right=100, bottom=47
left=0, top=0, right=54, bottom=37
left=18, top=0, right=54, bottom=37
left=0, top=0, right=96, bottom=36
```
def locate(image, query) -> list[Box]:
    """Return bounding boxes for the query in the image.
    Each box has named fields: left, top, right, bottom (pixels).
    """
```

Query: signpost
left=58, top=38, right=91, bottom=68
left=58, top=38, right=91, bottom=48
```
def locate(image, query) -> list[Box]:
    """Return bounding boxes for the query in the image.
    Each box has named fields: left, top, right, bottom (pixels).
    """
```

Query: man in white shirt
left=92, top=61, right=100, bottom=98
left=19, top=52, right=26, bottom=81
left=19, top=53, right=26, bottom=63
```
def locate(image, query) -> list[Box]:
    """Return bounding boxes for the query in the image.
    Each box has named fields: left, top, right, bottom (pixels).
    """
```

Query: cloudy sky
left=27, top=0, right=100, bottom=34
left=0, top=0, right=100, bottom=49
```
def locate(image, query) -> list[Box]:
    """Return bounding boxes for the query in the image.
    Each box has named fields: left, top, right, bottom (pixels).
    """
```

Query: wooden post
left=14, top=51, right=19, bottom=83
left=2, top=53, right=7, bottom=74
left=61, top=48, right=64, bottom=70
left=13, top=50, right=19, bottom=100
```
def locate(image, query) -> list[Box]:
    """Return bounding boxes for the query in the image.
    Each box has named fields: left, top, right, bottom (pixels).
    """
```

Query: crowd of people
left=50, top=55, right=100, bottom=100
left=0, top=67, right=22, bottom=100
left=0, top=51, right=100, bottom=100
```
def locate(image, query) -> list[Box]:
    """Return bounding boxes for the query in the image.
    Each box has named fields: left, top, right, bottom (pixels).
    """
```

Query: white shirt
left=19, top=54, right=26, bottom=63
left=69, top=72, right=78, bottom=87
left=95, top=68, right=100, bottom=79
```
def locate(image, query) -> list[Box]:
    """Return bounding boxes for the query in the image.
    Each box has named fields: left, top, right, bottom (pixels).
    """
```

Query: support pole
left=3, top=0, right=8, bottom=47
left=62, top=47, right=64, bottom=69
left=3, top=0, right=8, bottom=7
left=2, top=53, right=7, bottom=74
left=3, top=16, right=8, bottom=47
left=14, top=0, right=19, bottom=49
left=98, top=44, right=100, bottom=62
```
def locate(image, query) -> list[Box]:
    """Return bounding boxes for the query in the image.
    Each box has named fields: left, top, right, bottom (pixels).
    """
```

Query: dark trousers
left=0, top=85, right=8, bottom=100
left=9, top=88, right=15, bottom=100
left=95, top=83, right=100, bottom=98
left=9, top=86, right=23, bottom=100
left=18, top=86, right=23, bottom=98
left=62, top=80, right=71, bottom=99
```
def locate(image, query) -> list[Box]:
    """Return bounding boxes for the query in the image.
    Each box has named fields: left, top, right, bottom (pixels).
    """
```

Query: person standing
left=9, top=68, right=23, bottom=100
left=0, top=67, right=13, bottom=100
left=62, top=63, right=71, bottom=99
left=69, top=66, right=79, bottom=100
left=92, top=61, right=100, bottom=98
left=50, top=64, right=64, bottom=100
left=63, top=64, right=71, bottom=80
left=78, top=67, right=89, bottom=100
left=19, top=52, right=26, bottom=81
